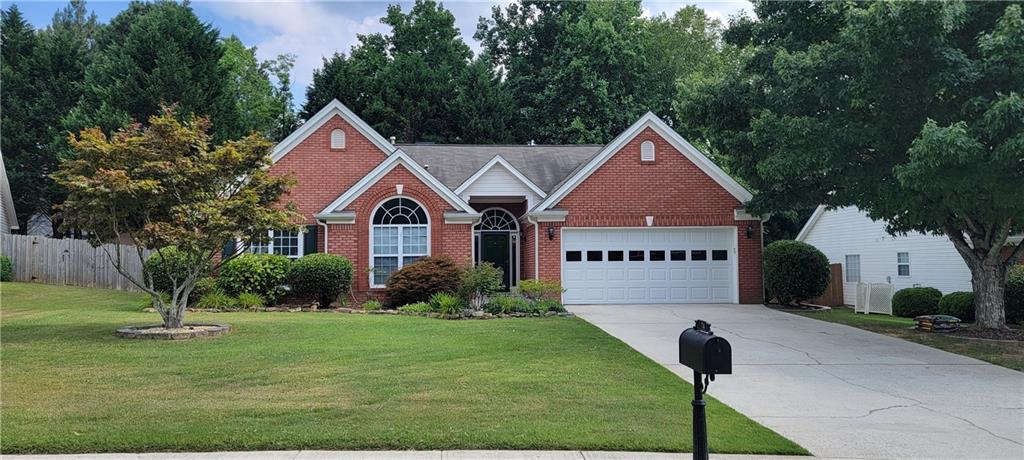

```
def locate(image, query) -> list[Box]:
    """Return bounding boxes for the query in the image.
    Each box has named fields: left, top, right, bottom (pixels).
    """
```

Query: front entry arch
left=473, top=208, right=519, bottom=290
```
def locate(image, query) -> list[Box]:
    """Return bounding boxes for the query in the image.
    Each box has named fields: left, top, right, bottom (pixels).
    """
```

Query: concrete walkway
left=569, top=304, right=1024, bottom=460
left=1, top=452, right=821, bottom=460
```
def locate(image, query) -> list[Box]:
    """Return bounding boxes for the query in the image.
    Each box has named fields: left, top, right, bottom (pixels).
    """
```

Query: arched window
left=371, top=197, right=428, bottom=286
left=331, top=129, right=346, bottom=149
left=640, top=140, right=655, bottom=161
left=475, top=208, right=518, bottom=231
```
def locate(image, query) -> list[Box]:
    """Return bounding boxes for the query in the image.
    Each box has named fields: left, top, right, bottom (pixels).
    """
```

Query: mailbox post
left=678, top=320, right=731, bottom=460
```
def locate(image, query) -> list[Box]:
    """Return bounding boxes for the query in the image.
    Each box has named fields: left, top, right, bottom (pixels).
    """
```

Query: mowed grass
left=791, top=307, right=1024, bottom=371
left=0, top=282, right=804, bottom=455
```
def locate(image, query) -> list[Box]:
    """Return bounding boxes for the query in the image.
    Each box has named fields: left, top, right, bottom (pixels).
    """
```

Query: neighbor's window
left=250, top=230, right=302, bottom=258
left=641, top=140, right=655, bottom=161
left=330, top=129, right=346, bottom=149
left=845, top=255, right=861, bottom=282
left=897, top=252, right=910, bottom=277
left=371, top=197, right=428, bottom=286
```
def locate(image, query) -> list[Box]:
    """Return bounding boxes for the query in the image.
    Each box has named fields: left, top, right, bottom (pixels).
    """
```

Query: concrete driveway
left=570, top=304, right=1024, bottom=460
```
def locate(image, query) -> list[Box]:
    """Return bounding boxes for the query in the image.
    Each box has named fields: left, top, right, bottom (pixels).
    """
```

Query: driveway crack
left=711, top=324, right=824, bottom=365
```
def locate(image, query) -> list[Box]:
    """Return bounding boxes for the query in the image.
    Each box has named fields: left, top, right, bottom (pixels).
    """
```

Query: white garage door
left=561, top=228, right=737, bottom=304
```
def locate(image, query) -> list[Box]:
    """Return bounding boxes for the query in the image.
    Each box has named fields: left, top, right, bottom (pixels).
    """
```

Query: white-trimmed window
left=897, top=252, right=910, bottom=277
left=845, top=254, right=861, bottom=282
left=641, top=140, right=655, bottom=161
left=250, top=230, right=303, bottom=258
left=330, top=129, right=346, bottom=149
left=371, top=197, right=429, bottom=287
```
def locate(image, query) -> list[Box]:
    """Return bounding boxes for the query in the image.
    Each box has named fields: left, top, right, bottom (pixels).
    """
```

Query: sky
left=8, top=0, right=753, bottom=107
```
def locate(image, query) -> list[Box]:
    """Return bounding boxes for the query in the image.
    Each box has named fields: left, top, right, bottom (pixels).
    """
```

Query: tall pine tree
left=1, top=5, right=41, bottom=231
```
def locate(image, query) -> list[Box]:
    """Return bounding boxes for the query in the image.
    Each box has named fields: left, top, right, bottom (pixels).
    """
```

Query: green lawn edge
left=0, top=282, right=806, bottom=455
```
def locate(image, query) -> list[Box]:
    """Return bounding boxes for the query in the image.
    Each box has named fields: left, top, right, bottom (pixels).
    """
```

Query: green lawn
left=0, top=282, right=804, bottom=455
left=790, top=307, right=1024, bottom=371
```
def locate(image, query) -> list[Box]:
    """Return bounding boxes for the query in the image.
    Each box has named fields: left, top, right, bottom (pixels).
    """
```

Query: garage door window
left=692, top=250, right=707, bottom=261
left=587, top=250, right=603, bottom=261
left=670, top=250, right=686, bottom=261
left=608, top=250, right=624, bottom=261
left=649, top=250, right=666, bottom=261
left=712, top=250, right=728, bottom=261
left=629, top=250, right=645, bottom=261
left=566, top=251, right=582, bottom=262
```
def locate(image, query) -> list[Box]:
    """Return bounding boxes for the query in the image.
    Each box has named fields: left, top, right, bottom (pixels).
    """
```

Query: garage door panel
left=562, top=228, right=736, bottom=305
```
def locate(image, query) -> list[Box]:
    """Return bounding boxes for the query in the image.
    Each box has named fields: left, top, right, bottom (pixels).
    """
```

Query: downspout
left=317, top=219, right=329, bottom=253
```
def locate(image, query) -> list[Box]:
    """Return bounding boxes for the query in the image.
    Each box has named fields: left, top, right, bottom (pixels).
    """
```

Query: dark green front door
left=481, top=232, right=511, bottom=289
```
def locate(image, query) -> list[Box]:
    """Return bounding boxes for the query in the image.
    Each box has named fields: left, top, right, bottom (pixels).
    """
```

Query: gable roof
left=399, top=145, right=601, bottom=193
left=796, top=205, right=828, bottom=242
left=317, top=149, right=476, bottom=216
left=453, top=155, right=548, bottom=198
left=271, top=99, right=396, bottom=163
left=534, top=112, right=754, bottom=211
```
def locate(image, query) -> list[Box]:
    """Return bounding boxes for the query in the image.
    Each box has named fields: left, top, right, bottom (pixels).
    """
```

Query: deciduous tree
left=53, top=108, right=301, bottom=329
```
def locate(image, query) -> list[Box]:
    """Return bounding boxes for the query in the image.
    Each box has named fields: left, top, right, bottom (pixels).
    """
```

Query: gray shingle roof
left=398, top=144, right=604, bottom=193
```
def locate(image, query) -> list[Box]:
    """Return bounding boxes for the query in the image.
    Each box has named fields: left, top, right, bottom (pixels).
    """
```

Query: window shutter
left=304, top=225, right=319, bottom=254
left=222, top=239, right=235, bottom=259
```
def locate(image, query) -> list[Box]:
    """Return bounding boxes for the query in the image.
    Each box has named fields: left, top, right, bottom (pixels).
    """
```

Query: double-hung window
left=250, top=230, right=302, bottom=258
left=897, top=252, right=910, bottom=277
left=845, top=255, right=861, bottom=282
left=371, top=197, right=429, bottom=287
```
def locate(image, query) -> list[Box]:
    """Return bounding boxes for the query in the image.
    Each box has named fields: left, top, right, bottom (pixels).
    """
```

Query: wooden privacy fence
left=809, top=263, right=845, bottom=307
left=1, top=234, right=153, bottom=292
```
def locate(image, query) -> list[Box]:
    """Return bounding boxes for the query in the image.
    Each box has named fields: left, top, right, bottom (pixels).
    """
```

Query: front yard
left=0, top=282, right=803, bottom=455
left=791, top=306, right=1024, bottom=371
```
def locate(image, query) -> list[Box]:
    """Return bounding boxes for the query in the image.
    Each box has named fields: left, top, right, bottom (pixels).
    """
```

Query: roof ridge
left=396, top=143, right=605, bottom=147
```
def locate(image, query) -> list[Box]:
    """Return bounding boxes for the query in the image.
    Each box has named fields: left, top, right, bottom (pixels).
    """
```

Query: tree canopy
left=682, top=1, right=1023, bottom=328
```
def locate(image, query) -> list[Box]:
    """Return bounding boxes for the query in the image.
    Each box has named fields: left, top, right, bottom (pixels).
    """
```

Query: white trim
left=313, top=211, right=356, bottom=224
left=368, top=196, right=431, bottom=288
left=474, top=207, right=521, bottom=289
left=249, top=229, right=304, bottom=259
left=443, top=211, right=481, bottom=224
left=734, top=209, right=767, bottom=221
left=318, top=149, right=476, bottom=215
left=454, top=155, right=548, bottom=199
left=475, top=207, right=520, bottom=232
left=524, top=209, right=568, bottom=223
left=795, top=205, right=828, bottom=242
left=271, top=99, right=395, bottom=163
left=0, top=152, right=19, bottom=231
left=536, top=112, right=754, bottom=211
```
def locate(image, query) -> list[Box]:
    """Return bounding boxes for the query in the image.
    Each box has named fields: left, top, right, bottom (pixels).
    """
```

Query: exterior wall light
left=547, top=224, right=555, bottom=240
left=745, top=223, right=755, bottom=239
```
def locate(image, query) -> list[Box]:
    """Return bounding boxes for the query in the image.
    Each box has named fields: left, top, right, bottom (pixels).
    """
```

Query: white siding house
left=0, top=152, right=19, bottom=234
left=797, top=206, right=974, bottom=305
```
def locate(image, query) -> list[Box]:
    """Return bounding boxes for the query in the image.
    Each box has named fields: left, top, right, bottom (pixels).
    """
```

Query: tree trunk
left=164, top=301, right=186, bottom=329
left=972, top=260, right=1007, bottom=330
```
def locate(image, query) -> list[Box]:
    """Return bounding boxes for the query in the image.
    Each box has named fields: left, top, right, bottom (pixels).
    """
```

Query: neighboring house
left=258, top=100, right=764, bottom=304
left=797, top=206, right=1022, bottom=305
left=0, top=152, right=19, bottom=234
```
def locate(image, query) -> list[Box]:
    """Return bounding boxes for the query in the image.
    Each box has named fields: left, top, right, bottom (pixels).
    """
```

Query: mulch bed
left=948, top=326, right=1024, bottom=342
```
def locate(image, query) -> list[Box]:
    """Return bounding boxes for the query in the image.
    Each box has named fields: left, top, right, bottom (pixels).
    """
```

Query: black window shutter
left=222, top=239, right=235, bottom=259
left=304, top=225, right=319, bottom=255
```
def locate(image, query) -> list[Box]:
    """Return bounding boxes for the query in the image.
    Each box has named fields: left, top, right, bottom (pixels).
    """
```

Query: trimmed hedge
left=938, top=291, right=975, bottom=322
left=763, top=240, right=830, bottom=305
left=0, top=255, right=12, bottom=281
left=892, top=287, right=942, bottom=318
left=385, top=256, right=463, bottom=307
left=144, top=247, right=209, bottom=294
left=289, top=254, right=353, bottom=307
left=1007, top=265, right=1024, bottom=324
left=217, top=253, right=291, bottom=302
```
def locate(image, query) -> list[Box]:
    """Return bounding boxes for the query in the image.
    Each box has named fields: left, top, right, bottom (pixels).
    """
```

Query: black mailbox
left=678, top=320, right=731, bottom=375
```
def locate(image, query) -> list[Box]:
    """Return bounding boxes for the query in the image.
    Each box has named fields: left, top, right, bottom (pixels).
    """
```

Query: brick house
left=256, top=100, right=764, bottom=304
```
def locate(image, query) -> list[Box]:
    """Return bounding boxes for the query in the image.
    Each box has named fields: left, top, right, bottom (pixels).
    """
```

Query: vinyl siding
left=0, top=198, right=8, bottom=233
left=801, top=207, right=972, bottom=305
left=458, top=165, right=542, bottom=209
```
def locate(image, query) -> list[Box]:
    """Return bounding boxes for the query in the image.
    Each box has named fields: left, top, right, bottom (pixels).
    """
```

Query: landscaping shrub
left=484, top=295, right=532, bottom=314
left=218, top=253, right=291, bottom=302
left=398, top=302, right=433, bottom=313
left=144, top=247, right=209, bottom=294
left=236, top=292, right=266, bottom=310
left=429, top=292, right=463, bottom=315
left=763, top=240, right=830, bottom=305
left=536, top=299, right=566, bottom=313
left=518, top=279, right=563, bottom=301
left=191, top=276, right=221, bottom=302
left=459, top=262, right=504, bottom=309
left=938, top=291, right=975, bottom=322
left=385, top=256, right=463, bottom=307
left=1006, top=265, right=1024, bottom=324
left=362, top=300, right=383, bottom=311
left=289, top=254, right=354, bottom=307
left=196, top=292, right=238, bottom=309
left=892, top=287, right=943, bottom=317
left=0, top=255, right=12, bottom=281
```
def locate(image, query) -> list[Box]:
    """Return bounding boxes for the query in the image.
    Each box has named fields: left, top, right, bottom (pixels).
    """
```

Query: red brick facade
left=270, top=111, right=763, bottom=304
